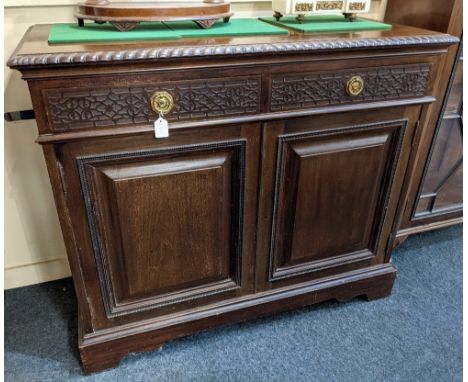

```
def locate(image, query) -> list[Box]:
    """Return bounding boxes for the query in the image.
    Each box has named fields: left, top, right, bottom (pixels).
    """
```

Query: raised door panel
left=257, top=108, right=418, bottom=289
left=60, top=124, right=259, bottom=325
left=271, top=131, right=392, bottom=280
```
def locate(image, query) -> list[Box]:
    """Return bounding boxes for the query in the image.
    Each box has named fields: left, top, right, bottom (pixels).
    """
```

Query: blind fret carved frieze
left=270, top=65, right=431, bottom=111
left=46, top=78, right=260, bottom=130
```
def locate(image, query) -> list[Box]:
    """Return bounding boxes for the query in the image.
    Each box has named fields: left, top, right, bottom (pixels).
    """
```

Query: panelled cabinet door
left=58, top=123, right=260, bottom=326
left=256, top=107, right=420, bottom=290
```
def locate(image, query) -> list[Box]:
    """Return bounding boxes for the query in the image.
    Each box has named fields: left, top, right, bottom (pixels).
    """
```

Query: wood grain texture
left=77, top=140, right=247, bottom=317
left=385, top=0, right=456, bottom=34
left=255, top=106, right=420, bottom=290
left=54, top=123, right=259, bottom=330
left=268, top=120, right=405, bottom=281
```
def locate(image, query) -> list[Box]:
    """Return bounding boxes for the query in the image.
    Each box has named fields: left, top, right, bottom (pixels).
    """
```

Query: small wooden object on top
left=75, top=0, right=233, bottom=31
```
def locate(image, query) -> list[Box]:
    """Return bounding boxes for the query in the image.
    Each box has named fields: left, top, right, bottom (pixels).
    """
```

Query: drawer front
left=269, top=64, right=431, bottom=112
left=36, top=61, right=433, bottom=134
left=44, top=74, right=261, bottom=131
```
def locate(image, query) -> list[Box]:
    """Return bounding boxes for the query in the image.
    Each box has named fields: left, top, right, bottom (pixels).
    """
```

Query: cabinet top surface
left=8, top=23, right=458, bottom=69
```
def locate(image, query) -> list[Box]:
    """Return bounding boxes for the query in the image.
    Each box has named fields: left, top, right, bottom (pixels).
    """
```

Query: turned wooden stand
left=75, top=0, right=232, bottom=31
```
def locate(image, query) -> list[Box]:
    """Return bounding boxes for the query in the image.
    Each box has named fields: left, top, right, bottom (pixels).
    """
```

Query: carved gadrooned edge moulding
left=7, top=34, right=459, bottom=67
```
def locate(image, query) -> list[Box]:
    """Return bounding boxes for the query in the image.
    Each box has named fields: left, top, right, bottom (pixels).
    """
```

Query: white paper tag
left=154, top=115, right=169, bottom=138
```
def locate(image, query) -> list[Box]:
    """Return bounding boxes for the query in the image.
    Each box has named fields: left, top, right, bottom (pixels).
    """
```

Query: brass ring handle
left=346, top=76, right=364, bottom=97
left=151, top=91, right=174, bottom=115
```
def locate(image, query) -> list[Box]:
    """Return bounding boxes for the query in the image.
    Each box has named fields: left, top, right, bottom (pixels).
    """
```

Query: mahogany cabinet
left=385, top=0, right=463, bottom=239
left=8, top=24, right=457, bottom=373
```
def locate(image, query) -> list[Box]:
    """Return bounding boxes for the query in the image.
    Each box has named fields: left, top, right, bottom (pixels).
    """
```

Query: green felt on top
left=48, top=19, right=288, bottom=44
left=259, top=15, right=392, bottom=33
left=49, top=22, right=180, bottom=44
left=164, top=18, right=288, bottom=38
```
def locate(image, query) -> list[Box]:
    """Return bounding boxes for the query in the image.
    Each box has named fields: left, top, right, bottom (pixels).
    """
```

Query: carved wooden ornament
left=75, top=0, right=233, bottom=31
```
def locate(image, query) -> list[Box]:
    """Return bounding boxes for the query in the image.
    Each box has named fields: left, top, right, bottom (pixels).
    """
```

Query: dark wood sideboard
left=8, top=24, right=458, bottom=373
left=385, top=0, right=463, bottom=241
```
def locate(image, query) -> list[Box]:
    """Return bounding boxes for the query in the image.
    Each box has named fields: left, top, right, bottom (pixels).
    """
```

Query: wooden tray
left=75, top=0, right=233, bottom=31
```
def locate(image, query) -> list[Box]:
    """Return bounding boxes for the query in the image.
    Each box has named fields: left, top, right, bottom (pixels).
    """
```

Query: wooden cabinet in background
left=415, top=44, right=463, bottom=218
left=385, top=0, right=463, bottom=239
left=8, top=24, right=457, bottom=373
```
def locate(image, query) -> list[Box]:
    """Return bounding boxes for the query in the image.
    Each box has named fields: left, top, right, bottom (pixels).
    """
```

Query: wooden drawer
left=269, top=63, right=432, bottom=112
left=41, top=71, right=261, bottom=132
left=35, top=61, right=435, bottom=134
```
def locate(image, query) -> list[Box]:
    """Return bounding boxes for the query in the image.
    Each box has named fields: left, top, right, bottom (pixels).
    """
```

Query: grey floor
left=5, top=225, right=462, bottom=382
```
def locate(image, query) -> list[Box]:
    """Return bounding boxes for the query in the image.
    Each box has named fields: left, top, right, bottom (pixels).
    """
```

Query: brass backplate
left=151, top=91, right=174, bottom=115
left=346, top=76, right=365, bottom=96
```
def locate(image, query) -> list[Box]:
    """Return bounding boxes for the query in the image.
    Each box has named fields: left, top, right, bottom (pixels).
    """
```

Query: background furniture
left=385, top=0, right=463, bottom=240
left=8, top=24, right=457, bottom=373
